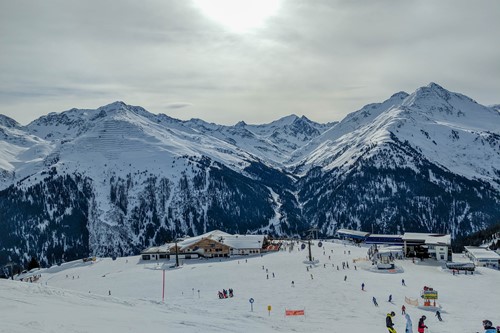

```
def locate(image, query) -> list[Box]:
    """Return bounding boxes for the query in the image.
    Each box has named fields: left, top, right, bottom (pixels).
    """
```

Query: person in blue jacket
left=482, top=320, right=496, bottom=333
left=405, top=313, right=413, bottom=333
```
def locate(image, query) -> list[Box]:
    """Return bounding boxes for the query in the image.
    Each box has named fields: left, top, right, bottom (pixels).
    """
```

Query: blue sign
left=249, top=298, right=254, bottom=303
left=301, top=243, right=306, bottom=250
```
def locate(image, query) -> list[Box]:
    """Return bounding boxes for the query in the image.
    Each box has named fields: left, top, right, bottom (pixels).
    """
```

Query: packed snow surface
left=2, top=241, right=499, bottom=333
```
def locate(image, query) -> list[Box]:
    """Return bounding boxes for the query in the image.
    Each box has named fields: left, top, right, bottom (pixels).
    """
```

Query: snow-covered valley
left=2, top=241, right=499, bottom=333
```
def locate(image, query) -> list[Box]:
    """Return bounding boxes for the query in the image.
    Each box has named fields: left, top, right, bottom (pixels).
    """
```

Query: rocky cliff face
left=1, top=83, right=499, bottom=266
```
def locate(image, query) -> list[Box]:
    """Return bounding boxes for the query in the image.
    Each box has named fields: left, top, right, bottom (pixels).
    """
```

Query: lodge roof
left=464, top=246, right=500, bottom=260
left=402, top=233, right=451, bottom=246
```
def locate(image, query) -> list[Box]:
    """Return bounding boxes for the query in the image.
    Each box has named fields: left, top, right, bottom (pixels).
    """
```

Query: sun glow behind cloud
left=193, top=0, right=281, bottom=33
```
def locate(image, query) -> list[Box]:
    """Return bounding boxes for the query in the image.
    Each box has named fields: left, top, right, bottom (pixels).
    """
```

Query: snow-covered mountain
left=1, top=83, right=499, bottom=266
left=185, top=115, right=334, bottom=165
left=294, top=83, right=500, bottom=236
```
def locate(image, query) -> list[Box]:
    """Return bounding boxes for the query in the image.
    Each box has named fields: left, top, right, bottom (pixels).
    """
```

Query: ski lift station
left=336, top=229, right=452, bottom=262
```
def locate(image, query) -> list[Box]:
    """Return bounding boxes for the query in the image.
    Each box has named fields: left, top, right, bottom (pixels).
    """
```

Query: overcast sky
left=1, top=0, right=499, bottom=125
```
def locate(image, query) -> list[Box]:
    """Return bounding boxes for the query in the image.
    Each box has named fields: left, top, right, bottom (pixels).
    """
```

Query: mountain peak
left=418, top=82, right=451, bottom=99
left=98, top=101, right=128, bottom=111
left=390, top=91, right=409, bottom=100
left=427, top=82, right=446, bottom=91
left=95, top=101, right=155, bottom=122
left=0, top=114, right=20, bottom=128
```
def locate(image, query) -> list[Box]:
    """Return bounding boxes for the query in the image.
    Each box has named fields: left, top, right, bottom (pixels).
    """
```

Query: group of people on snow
left=217, top=288, right=233, bottom=299
left=386, top=312, right=497, bottom=333
left=386, top=312, right=427, bottom=333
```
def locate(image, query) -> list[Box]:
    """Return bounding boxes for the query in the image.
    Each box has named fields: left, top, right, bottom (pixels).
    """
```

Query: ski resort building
left=140, top=231, right=268, bottom=261
left=335, top=229, right=452, bottom=262
left=464, top=246, right=500, bottom=268
left=222, top=235, right=266, bottom=255
left=402, top=233, right=452, bottom=262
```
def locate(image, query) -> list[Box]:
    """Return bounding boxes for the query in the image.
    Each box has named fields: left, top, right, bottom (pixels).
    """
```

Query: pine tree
left=27, top=257, right=40, bottom=271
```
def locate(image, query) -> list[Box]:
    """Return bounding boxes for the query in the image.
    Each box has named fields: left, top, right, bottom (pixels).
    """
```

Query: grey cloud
left=166, top=102, right=193, bottom=109
left=1, top=0, right=499, bottom=126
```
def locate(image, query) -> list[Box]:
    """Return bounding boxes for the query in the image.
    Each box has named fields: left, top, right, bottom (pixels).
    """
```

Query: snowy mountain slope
left=490, top=104, right=500, bottom=113
left=0, top=115, right=53, bottom=189
left=3, top=241, right=499, bottom=333
left=185, top=114, right=334, bottom=165
left=287, top=91, right=409, bottom=170
left=0, top=83, right=499, bottom=267
left=1, top=103, right=308, bottom=266
left=294, top=83, right=500, bottom=237
left=293, top=83, right=500, bottom=186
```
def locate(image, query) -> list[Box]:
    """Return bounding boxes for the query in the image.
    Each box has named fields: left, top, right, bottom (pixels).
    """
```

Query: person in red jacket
left=417, top=315, right=428, bottom=333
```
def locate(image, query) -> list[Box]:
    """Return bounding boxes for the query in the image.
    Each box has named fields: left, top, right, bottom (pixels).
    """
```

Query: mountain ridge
left=1, top=82, right=499, bottom=266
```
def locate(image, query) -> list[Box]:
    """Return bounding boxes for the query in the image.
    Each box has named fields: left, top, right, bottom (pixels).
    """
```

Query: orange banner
left=285, top=309, right=305, bottom=316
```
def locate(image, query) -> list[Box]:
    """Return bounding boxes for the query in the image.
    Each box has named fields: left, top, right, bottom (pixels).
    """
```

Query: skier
left=388, top=294, right=393, bottom=302
left=344, top=275, right=347, bottom=281
left=402, top=278, right=406, bottom=286
left=405, top=313, right=413, bottom=333
left=435, top=310, right=442, bottom=321
left=481, top=320, right=496, bottom=333
left=361, top=283, right=365, bottom=291
left=401, top=305, right=406, bottom=315
left=386, top=311, right=397, bottom=333
left=417, top=315, right=428, bottom=333
left=373, top=297, right=379, bottom=307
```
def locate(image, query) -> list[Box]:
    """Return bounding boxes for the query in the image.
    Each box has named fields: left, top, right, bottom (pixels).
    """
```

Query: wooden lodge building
left=141, top=230, right=268, bottom=261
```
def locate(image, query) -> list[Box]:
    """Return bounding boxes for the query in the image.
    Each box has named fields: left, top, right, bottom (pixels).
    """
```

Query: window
left=142, top=255, right=151, bottom=260
left=159, top=254, right=166, bottom=259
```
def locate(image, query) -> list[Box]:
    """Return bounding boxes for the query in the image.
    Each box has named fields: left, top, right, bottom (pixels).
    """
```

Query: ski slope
left=2, top=241, right=499, bottom=333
